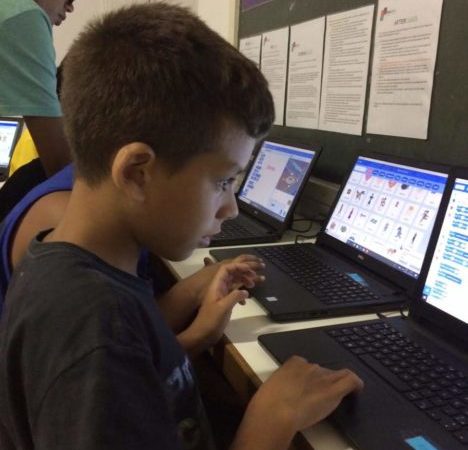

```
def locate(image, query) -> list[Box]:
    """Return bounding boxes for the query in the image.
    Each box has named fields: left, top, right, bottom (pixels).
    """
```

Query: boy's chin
left=161, top=246, right=196, bottom=262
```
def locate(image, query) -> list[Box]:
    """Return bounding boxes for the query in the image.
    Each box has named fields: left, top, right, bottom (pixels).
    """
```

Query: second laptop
left=209, top=138, right=320, bottom=247
left=210, top=153, right=450, bottom=321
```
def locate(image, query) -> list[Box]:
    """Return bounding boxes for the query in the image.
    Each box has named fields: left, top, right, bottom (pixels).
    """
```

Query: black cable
left=399, top=305, right=409, bottom=318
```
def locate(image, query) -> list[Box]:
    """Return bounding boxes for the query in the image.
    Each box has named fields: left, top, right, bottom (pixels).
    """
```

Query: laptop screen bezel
left=236, top=138, right=321, bottom=232
left=316, top=152, right=451, bottom=292
left=410, top=167, right=468, bottom=348
left=0, top=117, right=24, bottom=173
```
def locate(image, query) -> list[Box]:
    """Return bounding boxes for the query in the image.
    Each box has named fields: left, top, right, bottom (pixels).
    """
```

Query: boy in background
left=0, top=4, right=363, bottom=450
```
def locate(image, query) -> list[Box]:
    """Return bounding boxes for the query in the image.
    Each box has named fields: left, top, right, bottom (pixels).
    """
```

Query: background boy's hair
left=61, top=2, right=274, bottom=184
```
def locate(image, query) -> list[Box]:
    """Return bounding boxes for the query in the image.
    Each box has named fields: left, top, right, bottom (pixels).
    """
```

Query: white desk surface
left=165, top=234, right=399, bottom=450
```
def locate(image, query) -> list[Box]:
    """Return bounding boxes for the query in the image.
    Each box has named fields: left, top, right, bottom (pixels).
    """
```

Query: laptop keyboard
left=216, top=217, right=268, bottom=240
left=256, top=244, right=380, bottom=305
left=328, top=321, right=468, bottom=445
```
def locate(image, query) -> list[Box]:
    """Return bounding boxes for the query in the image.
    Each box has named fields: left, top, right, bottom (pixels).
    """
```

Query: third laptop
left=210, top=153, right=450, bottom=321
left=258, top=167, right=468, bottom=449
left=209, top=138, right=319, bottom=246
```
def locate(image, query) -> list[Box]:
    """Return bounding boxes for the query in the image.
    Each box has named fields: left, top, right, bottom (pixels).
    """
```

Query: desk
left=165, top=236, right=399, bottom=450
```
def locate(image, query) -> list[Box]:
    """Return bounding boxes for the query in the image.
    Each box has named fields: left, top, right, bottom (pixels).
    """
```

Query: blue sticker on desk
left=405, top=436, right=440, bottom=450
left=346, top=273, right=369, bottom=287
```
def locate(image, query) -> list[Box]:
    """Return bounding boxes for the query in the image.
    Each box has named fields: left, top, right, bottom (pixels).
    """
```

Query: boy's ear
left=111, top=143, right=155, bottom=202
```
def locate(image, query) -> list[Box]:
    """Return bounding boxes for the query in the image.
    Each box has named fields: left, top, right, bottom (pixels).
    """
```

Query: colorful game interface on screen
left=238, top=141, right=315, bottom=222
left=422, top=177, right=468, bottom=324
left=325, top=156, right=448, bottom=278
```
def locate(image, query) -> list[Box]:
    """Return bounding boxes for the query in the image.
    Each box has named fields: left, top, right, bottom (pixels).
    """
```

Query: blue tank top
left=0, top=164, right=74, bottom=312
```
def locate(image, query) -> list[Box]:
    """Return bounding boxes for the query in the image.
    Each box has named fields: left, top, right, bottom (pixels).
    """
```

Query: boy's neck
left=45, top=179, right=141, bottom=276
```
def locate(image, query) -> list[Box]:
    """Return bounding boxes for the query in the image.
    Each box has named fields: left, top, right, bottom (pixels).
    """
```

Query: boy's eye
left=217, top=178, right=236, bottom=192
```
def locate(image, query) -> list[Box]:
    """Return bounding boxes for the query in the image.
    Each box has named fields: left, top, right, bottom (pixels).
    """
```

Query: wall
left=53, top=0, right=238, bottom=63
left=197, top=0, right=239, bottom=44
left=238, top=0, right=468, bottom=185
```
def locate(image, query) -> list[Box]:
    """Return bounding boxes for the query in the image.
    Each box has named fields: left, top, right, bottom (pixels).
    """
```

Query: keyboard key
left=359, top=354, right=409, bottom=392
left=454, top=428, right=468, bottom=444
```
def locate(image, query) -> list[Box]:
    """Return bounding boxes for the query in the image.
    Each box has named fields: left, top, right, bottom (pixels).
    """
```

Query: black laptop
left=209, top=139, right=319, bottom=246
left=258, top=167, right=468, bottom=450
left=210, top=153, right=450, bottom=321
left=0, top=118, right=23, bottom=181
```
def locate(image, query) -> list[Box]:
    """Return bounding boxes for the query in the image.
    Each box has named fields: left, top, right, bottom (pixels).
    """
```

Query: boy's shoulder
left=5, top=235, right=157, bottom=347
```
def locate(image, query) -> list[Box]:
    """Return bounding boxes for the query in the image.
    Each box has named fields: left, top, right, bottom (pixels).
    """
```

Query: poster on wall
left=285, top=17, right=325, bottom=129
left=366, top=0, right=444, bottom=139
left=239, top=35, right=262, bottom=67
left=318, top=5, right=374, bottom=135
left=261, top=27, right=290, bottom=126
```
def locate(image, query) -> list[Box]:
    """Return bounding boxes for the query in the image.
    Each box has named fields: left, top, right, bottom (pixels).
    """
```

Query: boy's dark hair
left=61, top=2, right=274, bottom=184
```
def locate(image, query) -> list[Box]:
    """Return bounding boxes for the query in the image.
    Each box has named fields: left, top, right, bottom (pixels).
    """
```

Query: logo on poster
left=380, top=7, right=395, bottom=21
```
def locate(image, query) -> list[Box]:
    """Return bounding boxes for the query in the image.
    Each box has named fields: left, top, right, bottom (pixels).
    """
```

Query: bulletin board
left=238, top=0, right=468, bottom=183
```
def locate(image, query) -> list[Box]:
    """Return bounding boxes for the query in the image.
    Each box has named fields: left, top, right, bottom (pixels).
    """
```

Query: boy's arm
left=164, top=260, right=265, bottom=357
left=10, top=191, right=71, bottom=269
left=158, top=255, right=264, bottom=333
left=230, top=356, right=364, bottom=450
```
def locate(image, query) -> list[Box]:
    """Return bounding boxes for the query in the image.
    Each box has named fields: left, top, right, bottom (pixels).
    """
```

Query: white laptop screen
left=0, top=120, right=20, bottom=168
left=422, top=177, right=468, bottom=324
left=324, top=156, right=448, bottom=279
left=237, top=141, right=316, bottom=222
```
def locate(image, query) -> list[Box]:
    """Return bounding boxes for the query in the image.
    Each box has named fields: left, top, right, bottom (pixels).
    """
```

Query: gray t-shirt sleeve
left=0, top=9, right=61, bottom=117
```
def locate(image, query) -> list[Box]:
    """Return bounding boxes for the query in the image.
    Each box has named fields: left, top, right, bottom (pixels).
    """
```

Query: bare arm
left=25, top=116, right=71, bottom=176
left=157, top=255, right=265, bottom=333
left=230, top=357, right=364, bottom=450
left=10, top=191, right=71, bottom=269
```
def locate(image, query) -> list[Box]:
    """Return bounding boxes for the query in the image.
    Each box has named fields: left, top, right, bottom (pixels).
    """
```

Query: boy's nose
left=218, top=193, right=239, bottom=221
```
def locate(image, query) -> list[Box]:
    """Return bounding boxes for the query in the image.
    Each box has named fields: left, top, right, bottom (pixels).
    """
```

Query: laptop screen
left=237, top=141, right=316, bottom=222
left=421, top=177, right=468, bottom=324
left=0, top=119, right=21, bottom=169
left=324, top=156, right=448, bottom=279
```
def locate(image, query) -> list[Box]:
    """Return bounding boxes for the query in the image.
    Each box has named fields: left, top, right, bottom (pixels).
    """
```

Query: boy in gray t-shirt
left=0, top=4, right=363, bottom=450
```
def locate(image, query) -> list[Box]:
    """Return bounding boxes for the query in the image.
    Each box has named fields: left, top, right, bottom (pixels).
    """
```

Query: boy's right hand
left=255, top=356, right=363, bottom=429
left=232, top=356, right=363, bottom=450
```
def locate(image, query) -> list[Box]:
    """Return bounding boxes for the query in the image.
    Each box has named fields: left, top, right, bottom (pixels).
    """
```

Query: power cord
left=291, top=214, right=326, bottom=243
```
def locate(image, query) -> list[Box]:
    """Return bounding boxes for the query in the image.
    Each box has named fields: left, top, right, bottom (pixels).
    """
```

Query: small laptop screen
left=0, top=120, right=21, bottom=168
left=237, top=141, right=316, bottom=222
left=422, top=177, right=468, bottom=324
left=324, top=156, right=448, bottom=279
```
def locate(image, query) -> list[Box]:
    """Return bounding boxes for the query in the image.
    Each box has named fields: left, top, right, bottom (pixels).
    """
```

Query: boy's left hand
left=197, top=254, right=265, bottom=302
left=178, top=261, right=260, bottom=356
left=158, top=254, right=264, bottom=334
